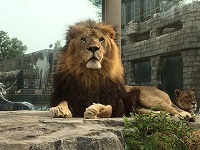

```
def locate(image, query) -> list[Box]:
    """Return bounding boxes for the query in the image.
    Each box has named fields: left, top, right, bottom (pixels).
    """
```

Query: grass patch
left=123, top=112, right=200, bottom=150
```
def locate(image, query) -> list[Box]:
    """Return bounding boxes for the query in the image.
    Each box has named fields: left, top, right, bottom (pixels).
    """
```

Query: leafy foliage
left=88, top=0, right=102, bottom=8
left=123, top=112, right=198, bottom=150
left=88, top=0, right=102, bottom=18
left=53, top=40, right=62, bottom=51
left=0, top=31, right=27, bottom=60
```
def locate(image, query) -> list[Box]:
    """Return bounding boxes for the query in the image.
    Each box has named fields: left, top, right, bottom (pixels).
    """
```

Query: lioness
left=49, top=20, right=192, bottom=120
left=174, top=88, right=197, bottom=121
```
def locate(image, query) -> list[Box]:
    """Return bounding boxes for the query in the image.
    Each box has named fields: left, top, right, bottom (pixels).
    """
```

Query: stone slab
left=0, top=111, right=199, bottom=150
left=0, top=111, right=125, bottom=150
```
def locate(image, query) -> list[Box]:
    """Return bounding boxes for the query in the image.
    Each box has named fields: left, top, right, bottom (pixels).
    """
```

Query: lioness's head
left=56, top=20, right=123, bottom=81
left=175, top=88, right=197, bottom=113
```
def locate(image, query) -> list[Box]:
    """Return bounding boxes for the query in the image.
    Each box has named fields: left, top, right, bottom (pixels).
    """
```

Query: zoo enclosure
left=7, top=90, right=51, bottom=110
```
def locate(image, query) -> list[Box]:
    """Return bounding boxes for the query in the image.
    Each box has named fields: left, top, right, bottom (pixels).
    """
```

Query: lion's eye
left=184, top=97, right=189, bottom=101
left=81, top=37, right=87, bottom=43
left=99, top=37, right=105, bottom=42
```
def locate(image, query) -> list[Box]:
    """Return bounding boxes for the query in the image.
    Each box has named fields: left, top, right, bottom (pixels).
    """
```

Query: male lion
left=49, top=20, right=192, bottom=120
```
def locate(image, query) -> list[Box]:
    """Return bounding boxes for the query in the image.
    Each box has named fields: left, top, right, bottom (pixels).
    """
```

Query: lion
left=174, top=88, right=197, bottom=121
left=125, top=86, right=195, bottom=120
left=49, top=20, right=192, bottom=120
left=49, top=20, right=126, bottom=118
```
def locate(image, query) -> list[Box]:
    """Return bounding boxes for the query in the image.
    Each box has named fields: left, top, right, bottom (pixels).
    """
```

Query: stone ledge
left=0, top=111, right=199, bottom=150
left=0, top=111, right=125, bottom=150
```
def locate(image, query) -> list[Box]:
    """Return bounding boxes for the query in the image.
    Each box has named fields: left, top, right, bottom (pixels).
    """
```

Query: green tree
left=53, top=40, right=62, bottom=51
left=0, top=31, right=27, bottom=60
left=88, top=0, right=102, bottom=19
left=88, top=0, right=101, bottom=8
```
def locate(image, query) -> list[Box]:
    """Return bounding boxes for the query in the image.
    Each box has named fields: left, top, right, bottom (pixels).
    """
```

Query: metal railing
left=7, top=93, right=50, bottom=110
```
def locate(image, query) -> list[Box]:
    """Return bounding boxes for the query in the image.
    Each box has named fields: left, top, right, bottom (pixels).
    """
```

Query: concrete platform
left=0, top=111, right=199, bottom=150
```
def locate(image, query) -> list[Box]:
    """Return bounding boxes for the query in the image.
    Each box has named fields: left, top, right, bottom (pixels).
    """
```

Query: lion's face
left=175, top=88, right=197, bottom=113
left=56, top=20, right=123, bottom=81
left=72, top=28, right=110, bottom=69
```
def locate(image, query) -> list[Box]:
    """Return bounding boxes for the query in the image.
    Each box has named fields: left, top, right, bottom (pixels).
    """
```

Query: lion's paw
left=84, top=104, right=112, bottom=119
left=189, top=113, right=196, bottom=122
left=175, top=111, right=191, bottom=120
left=49, top=106, right=72, bottom=118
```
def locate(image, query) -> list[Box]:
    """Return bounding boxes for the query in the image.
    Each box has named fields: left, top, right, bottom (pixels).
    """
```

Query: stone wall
left=122, top=1, right=200, bottom=101
left=0, top=49, right=58, bottom=89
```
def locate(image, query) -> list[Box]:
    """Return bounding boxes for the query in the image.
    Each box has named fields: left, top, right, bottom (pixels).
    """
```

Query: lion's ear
left=67, top=29, right=77, bottom=40
left=106, top=28, right=116, bottom=39
left=67, top=25, right=83, bottom=40
left=175, top=89, right=182, bottom=97
left=101, top=25, right=116, bottom=39
left=191, top=87, right=195, bottom=92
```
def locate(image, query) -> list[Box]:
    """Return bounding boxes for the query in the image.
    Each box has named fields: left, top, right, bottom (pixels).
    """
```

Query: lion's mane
left=50, top=20, right=138, bottom=117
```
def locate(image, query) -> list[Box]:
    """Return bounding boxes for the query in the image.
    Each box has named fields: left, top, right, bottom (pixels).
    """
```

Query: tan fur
left=175, top=88, right=197, bottom=113
left=49, top=20, right=194, bottom=120
left=56, top=21, right=124, bottom=88
left=49, top=101, right=72, bottom=118
left=49, top=20, right=124, bottom=118
left=125, top=86, right=193, bottom=119
left=174, top=88, right=197, bottom=121
left=84, top=104, right=112, bottom=119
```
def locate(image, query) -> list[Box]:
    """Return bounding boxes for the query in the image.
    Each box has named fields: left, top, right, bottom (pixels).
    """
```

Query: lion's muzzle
left=86, top=45, right=102, bottom=69
left=190, top=102, right=197, bottom=112
left=86, top=58, right=101, bottom=69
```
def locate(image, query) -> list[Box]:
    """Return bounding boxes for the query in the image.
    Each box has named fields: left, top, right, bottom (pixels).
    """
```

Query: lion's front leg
left=84, top=103, right=112, bottom=119
left=49, top=101, right=72, bottom=118
left=175, top=111, right=192, bottom=121
left=171, top=104, right=192, bottom=120
left=137, top=107, right=162, bottom=114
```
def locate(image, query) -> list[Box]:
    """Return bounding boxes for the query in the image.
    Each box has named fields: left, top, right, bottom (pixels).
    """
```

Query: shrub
left=123, top=112, right=199, bottom=150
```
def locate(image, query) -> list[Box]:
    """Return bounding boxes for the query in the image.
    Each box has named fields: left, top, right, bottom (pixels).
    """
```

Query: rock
left=0, top=111, right=125, bottom=150
left=0, top=111, right=199, bottom=150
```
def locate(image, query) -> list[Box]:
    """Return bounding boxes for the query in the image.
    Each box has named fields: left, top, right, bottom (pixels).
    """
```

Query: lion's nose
left=192, top=102, right=196, bottom=105
left=87, top=46, right=99, bottom=53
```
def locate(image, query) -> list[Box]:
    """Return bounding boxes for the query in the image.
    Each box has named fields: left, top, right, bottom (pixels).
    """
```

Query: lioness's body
left=126, top=86, right=172, bottom=111
left=49, top=20, right=193, bottom=119
left=125, top=86, right=193, bottom=116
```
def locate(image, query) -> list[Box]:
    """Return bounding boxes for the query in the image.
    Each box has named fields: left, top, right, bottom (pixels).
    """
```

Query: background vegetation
left=0, top=31, right=27, bottom=60
left=123, top=112, right=200, bottom=150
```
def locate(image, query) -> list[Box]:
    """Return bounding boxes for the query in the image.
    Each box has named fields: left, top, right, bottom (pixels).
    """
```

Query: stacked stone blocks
left=122, top=1, right=200, bottom=101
